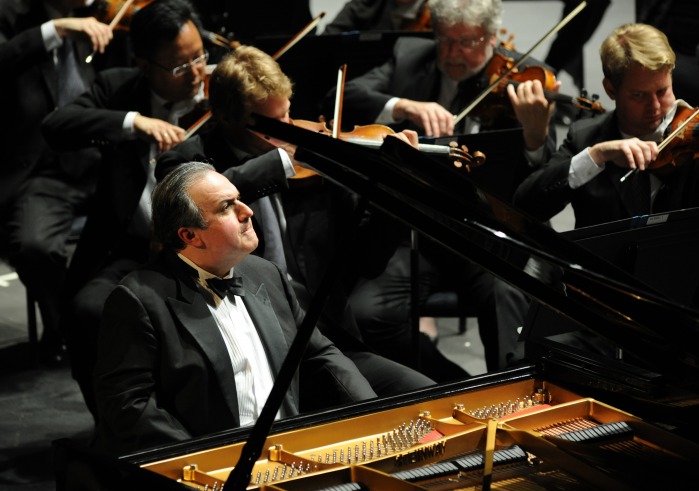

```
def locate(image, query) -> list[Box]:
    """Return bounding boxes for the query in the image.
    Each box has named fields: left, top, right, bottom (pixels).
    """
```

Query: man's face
left=143, top=20, right=206, bottom=103
left=605, top=64, right=675, bottom=137
left=187, top=172, right=258, bottom=271
left=248, top=95, right=291, bottom=147
left=434, top=22, right=495, bottom=82
left=253, top=95, right=291, bottom=123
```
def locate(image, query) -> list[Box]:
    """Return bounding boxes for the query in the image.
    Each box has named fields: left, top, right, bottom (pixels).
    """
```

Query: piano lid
left=248, top=115, right=699, bottom=391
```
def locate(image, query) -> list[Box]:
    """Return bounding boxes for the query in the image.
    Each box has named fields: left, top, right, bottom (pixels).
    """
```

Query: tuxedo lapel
left=240, top=278, right=298, bottom=415
left=241, top=281, right=290, bottom=375
left=163, top=255, right=241, bottom=424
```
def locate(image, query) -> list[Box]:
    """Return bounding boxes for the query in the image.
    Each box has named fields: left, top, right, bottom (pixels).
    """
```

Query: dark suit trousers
left=349, top=238, right=497, bottom=379
left=67, top=256, right=144, bottom=417
left=6, top=176, right=93, bottom=343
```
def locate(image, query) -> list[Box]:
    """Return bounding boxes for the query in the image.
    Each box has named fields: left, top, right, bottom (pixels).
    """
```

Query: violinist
left=39, top=0, right=209, bottom=418
left=156, top=45, right=438, bottom=396
left=514, top=23, right=699, bottom=229
left=327, top=0, right=555, bottom=373
left=327, top=0, right=558, bottom=160
left=1, top=0, right=112, bottom=366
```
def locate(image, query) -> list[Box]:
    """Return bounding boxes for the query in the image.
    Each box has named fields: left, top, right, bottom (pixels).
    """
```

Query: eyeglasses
left=436, top=35, right=487, bottom=49
left=150, top=50, right=209, bottom=77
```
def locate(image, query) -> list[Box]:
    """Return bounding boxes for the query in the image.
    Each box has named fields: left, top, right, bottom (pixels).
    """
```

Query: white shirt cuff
left=376, top=97, right=400, bottom=124
left=277, top=148, right=297, bottom=177
left=123, top=111, right=139, bottom=136
left=42, top=21, right=62, bottom=52
left=569, top=148, right=604, bottom=189
left=524, top=145, right=545, bottom=168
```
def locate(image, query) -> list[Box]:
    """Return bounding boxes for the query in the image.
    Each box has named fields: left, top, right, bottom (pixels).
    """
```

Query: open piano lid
left=249, top=115, right=699, bottom=396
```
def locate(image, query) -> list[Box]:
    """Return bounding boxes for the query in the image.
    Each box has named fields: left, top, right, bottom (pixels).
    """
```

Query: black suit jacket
left=333, top=37, right=556, bottom=140
left=323, top=0, right=395, bottom=34
left=513, top=110, right=699, bottom=228
left=0, top=0, right=95, bottom=214
left=94, top=251, right=376, bottom=455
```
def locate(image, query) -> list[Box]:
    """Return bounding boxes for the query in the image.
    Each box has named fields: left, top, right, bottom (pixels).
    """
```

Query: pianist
left=92, top=162, right=377, bottom=455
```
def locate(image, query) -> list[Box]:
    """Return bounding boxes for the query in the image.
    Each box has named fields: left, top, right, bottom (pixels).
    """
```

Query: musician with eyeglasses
left=39, top=0, right=242, bottom=419
left=326, top=0, right=558, bottom=151
left=322, top=0, right=560, bottom=374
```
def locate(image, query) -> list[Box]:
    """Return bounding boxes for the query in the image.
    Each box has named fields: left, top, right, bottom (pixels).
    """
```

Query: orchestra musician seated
left=0, top=0, right=112, bottom=366
left=322, top=0, right=560, bottom=374
left=511, top=23, right=699, bottom=358
left=156, top=45, right=437, bottom=402
left=514, top=22, right=699, bottom=228
left=93, top=161, right=378, bottom=455
left=39, top=0, right=268, bottom=420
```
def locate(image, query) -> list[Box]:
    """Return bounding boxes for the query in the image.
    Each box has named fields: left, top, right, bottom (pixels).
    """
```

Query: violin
left=472, top=52, right=605, bottom=123
left=288, top=119, right=486, bottom=179
left=93, top=0, right=149, bottom=31
left=648, top=105, right=699, bottom=177
left=454, top=1, right=594, bottom=126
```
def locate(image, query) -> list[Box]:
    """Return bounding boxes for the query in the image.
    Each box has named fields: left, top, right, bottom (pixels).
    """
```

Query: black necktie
left=207, top=276, right=245, bottom=300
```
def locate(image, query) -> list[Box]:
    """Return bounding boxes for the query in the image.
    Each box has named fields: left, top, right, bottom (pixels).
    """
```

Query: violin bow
left=620, top=106, right=699, bottom=182
left=86, top=0, right=135, bottom=63
left=453, top=0, right=587, bottom=126
left=272, top=11, right=326, bottom=60
left=179, top=11, right=327, bottom=143
left=332, top=64, right=348, bottom=138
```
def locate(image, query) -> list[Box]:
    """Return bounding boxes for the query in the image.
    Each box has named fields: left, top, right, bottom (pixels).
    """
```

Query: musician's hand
left=507, top=79, right=559, bottom=150
left=53, top=17, right=113, bottom=54
left=588, top=138, right=659, bottom=171
left=133, top=115, right=186, bottom=153
left=386, top=129, right=420, bottom=149
left=393, top=99, right=454, bottom=137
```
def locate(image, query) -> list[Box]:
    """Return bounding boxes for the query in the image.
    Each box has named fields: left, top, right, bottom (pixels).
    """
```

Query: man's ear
left=178, top=227, right=199, bottom=246
left=602, top=78, right=616, bottom=100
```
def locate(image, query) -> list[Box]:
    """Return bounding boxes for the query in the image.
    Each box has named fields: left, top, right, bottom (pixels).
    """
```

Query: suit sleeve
left=156, top=138, right=290, bottom=204
left=41, top=68, right=135, bottom=151
left=0, top=22, right=45, bottom=67
left=513, top=127, right=580, bottom=221
left=94, top=285, right=191, bottom=454
left=250, top=258, right=378, bottom=405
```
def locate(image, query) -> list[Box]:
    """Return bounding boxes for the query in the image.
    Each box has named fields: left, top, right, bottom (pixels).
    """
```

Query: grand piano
left=55, top=117, right=699, bottom=490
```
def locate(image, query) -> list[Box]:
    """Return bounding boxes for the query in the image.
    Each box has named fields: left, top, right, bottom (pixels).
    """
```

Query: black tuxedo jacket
left=94, top=251, right=376, bottom=454
left=155, top=128, right=399, bottom=345
left=513, top=110, right=699, bottom=228
left=0, top=0, right=95, bottom=213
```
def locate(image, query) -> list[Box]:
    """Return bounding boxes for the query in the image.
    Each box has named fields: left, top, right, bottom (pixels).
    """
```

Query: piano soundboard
left=138, top=377, right=699, bottom=490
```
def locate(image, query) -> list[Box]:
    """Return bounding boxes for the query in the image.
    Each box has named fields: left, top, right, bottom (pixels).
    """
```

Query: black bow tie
left=207, top=276, right=245, bottom=300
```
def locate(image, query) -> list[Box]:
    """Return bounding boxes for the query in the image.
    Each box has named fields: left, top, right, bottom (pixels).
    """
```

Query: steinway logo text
left=394, top=441, right=447, bottom=467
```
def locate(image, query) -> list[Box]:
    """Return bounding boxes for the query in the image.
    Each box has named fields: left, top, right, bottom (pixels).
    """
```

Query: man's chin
left=444, top=67, right=470, bottom=82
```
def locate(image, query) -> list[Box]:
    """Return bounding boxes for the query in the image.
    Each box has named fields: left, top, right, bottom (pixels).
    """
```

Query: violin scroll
left=447, top=141, right=486, bottom=172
